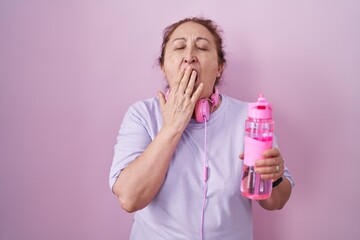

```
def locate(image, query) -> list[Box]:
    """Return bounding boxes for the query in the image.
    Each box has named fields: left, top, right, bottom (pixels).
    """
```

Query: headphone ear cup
left=210, top=87, right=220, bottom=107
left=195, top=99, right=210, bottom=123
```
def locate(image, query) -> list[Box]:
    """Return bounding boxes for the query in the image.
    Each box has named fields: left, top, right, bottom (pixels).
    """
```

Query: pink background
left=1, top=1, right=359, bottom=239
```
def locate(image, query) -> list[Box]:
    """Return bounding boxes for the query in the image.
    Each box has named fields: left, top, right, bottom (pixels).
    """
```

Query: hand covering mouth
left=194, top=70, right=198, bottom=82
left=190, top=68, right=199, bottom=82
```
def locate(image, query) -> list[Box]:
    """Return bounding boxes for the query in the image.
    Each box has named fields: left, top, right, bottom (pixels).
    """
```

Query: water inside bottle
left=241, top=164, right=272, bottom=200
left=245, top=123, right=273, bottom=141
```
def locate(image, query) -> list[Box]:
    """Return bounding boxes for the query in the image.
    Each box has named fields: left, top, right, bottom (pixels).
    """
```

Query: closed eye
left=196, top=46, right=208, bottom=51
left=174, top=46, right=185, bottom=50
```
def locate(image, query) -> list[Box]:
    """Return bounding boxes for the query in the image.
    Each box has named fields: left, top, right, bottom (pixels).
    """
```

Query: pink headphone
left=194, top=87, right=220, bottom=122
left=165, top=87, right=220, bottom=123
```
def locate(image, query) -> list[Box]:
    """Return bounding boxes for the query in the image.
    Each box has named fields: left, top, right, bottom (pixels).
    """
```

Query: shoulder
left=127, top=97, right=160, bottom=116
left=208, top=94, right=249, bottom=124
left=123, top=96, right=162, bottom=127
left=222, top=95, right=249, bottom=105
left=221, top=95, right=249, bottom=112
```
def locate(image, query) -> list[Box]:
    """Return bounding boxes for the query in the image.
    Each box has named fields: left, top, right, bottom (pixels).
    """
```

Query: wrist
left=272, top=177, right=283, bottom=188
left=159, top=125, right=184, bottom=144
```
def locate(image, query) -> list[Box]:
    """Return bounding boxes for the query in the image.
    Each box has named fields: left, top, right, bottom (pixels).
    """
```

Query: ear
left=161, top=65, right=168, bottom=79
left=217, top=63, right=224, bottom=78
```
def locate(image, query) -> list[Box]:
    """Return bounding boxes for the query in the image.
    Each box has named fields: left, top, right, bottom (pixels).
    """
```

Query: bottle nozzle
left=248, top=93, right=272, bottom=119
left=258, top=94, right=266, bottom=103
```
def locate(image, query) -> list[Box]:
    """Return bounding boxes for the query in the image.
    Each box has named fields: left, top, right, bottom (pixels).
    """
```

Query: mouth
left=192, top=68, right=199, bottom=82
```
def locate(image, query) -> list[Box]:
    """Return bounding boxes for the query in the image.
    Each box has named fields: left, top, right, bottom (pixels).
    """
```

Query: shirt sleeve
left=273, top=136, right=295, bottom=188
left=108, top=104, right=152, bottom=190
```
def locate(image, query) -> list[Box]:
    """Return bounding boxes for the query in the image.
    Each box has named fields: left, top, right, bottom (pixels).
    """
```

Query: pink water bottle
left=241, top=94, right=274, bottom=200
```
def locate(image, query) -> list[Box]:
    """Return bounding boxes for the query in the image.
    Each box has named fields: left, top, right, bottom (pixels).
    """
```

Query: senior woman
left=109, top=17, right=294, bottom=240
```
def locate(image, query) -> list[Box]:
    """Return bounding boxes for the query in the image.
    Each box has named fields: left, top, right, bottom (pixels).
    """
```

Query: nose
left=183, top=47, right=197, bottom=64
left=184, top=56, right=197, bottom=64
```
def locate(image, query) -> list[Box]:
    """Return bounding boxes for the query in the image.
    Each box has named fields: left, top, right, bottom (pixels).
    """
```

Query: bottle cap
left=248, top=94, right=272, bottom=119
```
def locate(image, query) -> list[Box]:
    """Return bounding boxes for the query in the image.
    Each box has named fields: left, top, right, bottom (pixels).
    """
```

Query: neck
left=211, top=95, right=222, bottom=113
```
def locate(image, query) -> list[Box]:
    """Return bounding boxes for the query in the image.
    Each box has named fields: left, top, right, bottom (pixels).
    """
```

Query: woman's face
left=162, top=22, right=223, bottom=99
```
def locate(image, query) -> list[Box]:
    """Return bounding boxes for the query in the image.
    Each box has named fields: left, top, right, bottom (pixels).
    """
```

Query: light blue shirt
left=109, top=95, right=295, bottom=240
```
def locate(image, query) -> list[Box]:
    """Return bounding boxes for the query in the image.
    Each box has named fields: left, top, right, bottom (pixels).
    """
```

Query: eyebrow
left=172, top=37, right=210, bottom=43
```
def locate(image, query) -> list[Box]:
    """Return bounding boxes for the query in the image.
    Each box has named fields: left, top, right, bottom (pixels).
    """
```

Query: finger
left=259, top=172, right=283, bottom=181
left=260, top=168, right=284, bottom=180
left=255, top=163, right=282, bottom=173
left=171, top=67, right=187, bottom=93
left=255, top=159, right=284, bottom=179
left=190, top=83, right=204, bottom=103
left=185, top=70, right=197, bottom=96
left=262, top=148, right=280, bottom=158
left=177, top=67, right=193, bottom=93
left=255, top=165, right=284, bottom=180
left=158, top=91, right=166, bottom=110
left=255, top=157, right=279, bottom=167
left=239, top=153, right=244, bottom=160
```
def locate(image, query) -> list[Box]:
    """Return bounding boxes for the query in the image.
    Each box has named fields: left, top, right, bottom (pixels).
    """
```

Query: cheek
left=162, top=65, right=177, bottom=87
left=203, top=62, right=221, bottom=78
left=163, top=55, right=181, bottom=80
left=201, top=53, right=220, bottom=73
